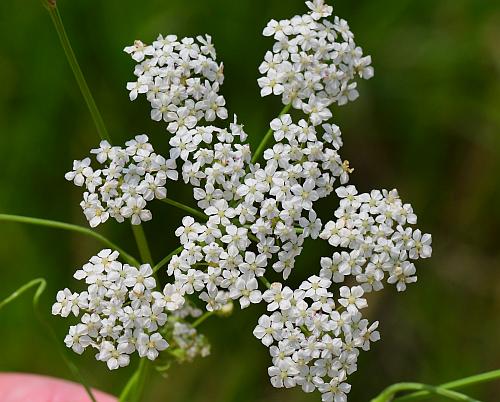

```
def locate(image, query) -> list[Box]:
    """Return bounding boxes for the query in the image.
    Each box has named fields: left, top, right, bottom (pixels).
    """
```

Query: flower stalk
left=44, top=3, right=110, bottom=142
left=370, top=382, right=478, bottom=402
left=0, top=214, right=139, bottom=266
left=192, top=311, right=215, bottom=328
left=131, top=224, right=154, bottom=266
left=119, top=358, right=150, bottom=402
left=391, top=370, right=500, bottom=401
left=160, top=198, right=208, bottom=221
left=153, top=245, right=184, bottom=274
left=251, top=103, right=291, bottom=164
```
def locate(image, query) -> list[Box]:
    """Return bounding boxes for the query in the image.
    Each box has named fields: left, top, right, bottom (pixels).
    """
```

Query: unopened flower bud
left=216, top=301, right=233, bottom=317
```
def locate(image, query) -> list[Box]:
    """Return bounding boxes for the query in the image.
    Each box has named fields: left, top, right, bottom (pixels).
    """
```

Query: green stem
left=45, top=4, right=110, bottom=142
left=192, top=311, right=215, bottom=328
left=394, top=370, right=500, bottom=402
left=0, top=214, right=139, bottom=266
left=371, top=382, right=479, bottom=402
left=251, top=103, right=292, bottom=165
left=131, top=224, right=154, bottom=266
left=247, top=232, right=260, bottom=243
left=258, top=276, right=271, bottom=289
left=133, top=358, right=150, bottom=402
left=118, top=368, right=140, bottom=402
left=153, top=245, right=183, bottom=274
left=160, top=198, right=207, bottom=221
left=0, top=278, right=97, bottom=402
left=0, top=278, right=46, bottom=310
left=119, top=358, right=149, bottom=402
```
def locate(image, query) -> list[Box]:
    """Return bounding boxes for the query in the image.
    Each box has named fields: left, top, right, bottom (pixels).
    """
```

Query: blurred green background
left=1, top=0, right=499, bottom=401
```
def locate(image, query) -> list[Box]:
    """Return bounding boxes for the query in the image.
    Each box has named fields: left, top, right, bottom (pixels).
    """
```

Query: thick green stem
left=251, top=103, right=292, bottom=165
left=160, top=198, right=207, bottom=221
left=133, top=358, right=150, bottom=402
left=394, top=370, right=500, bottom=402
left=131, top=224, right=154, bottom=266
left=0, top=278, right=97, bottom=402
left=0, top=214, right=139, bottom=266
left=119, top=358, right=149, bottom=402
left=153, top=245, right=183, bottom=274
left=45, top=4, right=110, bottom=142
left=118, top=369, right=140, bottom=402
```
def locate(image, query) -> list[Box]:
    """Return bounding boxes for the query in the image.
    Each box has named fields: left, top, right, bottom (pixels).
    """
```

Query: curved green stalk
left=251, top=103, right=292, bottom=164
left=0, top=278, right=97, bottom=402
left=394, top=370, right=500, bottom=402
left=44, top=3, right=110, bottom=142
left=0, top=214, right=139, bottom=266
left=160, top=198, right=208, bottom=221
left=131, top=224, right=154, bottom=266
left=153, top=245, right=184, bottom=274
left=0, top=279, right=47, bottom=311
left=371, top=382, right=479, bottom=402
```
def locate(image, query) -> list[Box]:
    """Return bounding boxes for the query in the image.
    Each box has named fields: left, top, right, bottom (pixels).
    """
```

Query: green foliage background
left=1, top=0, right=499, bottom=401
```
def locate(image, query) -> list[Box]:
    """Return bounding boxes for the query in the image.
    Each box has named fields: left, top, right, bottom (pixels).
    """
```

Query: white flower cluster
left=52, top=249, right=183, bottom=369
left=65, top=135, right=177, bottom=227
left=248, top=117, right=352, bottom=278
left=165, top=117, right=350, bottom=312
left=319, top=186, right=432, bottom=293
left=254, top=278, right=379, bottom=401
left=121, top=0, right=368, bottom=339
left=87, top=1, right=433, bottom=398
left=258, top=0, right=373, bottom=125
left=254, top=188, right=432, bottom=401
left=124, top=34, right=228, bottom=131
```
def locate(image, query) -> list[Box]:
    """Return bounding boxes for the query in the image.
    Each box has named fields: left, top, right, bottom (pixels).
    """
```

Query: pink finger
left=0, top=372, right=117, bottom=402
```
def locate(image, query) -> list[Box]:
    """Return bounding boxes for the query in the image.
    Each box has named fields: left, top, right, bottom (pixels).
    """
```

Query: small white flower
left=120, top=196, right=152, bottom=225
left=268, top=360, right=299, bottom=388
left=52, top=288, right=79, bottom=317
left=338, top=286, right=367, bottom=313
left=65, top=158, right=92, bottom=186
left=138, top=332, right=169, bottom=360
left=123, top=264, right=156, bottom=293
left=388, top=261, right=417, bottom=292
left=64, top=324, right=92, bottom=354
left=253, top=314, right=283, bottom=347
left=97, top=341, right=131, bottom=370
left=230, top=275, right=262, bottom=309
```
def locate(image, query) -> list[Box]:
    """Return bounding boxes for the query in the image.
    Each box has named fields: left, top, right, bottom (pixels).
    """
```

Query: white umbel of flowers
left=65, top=135, right=178, bottom=227
left=52, top=249, right=208, bottom=369
left=56, top=1, right=434, bottom=401
left=124, top=34, right=228, bottom=130
left=258, top=0, right=373, bottom=125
